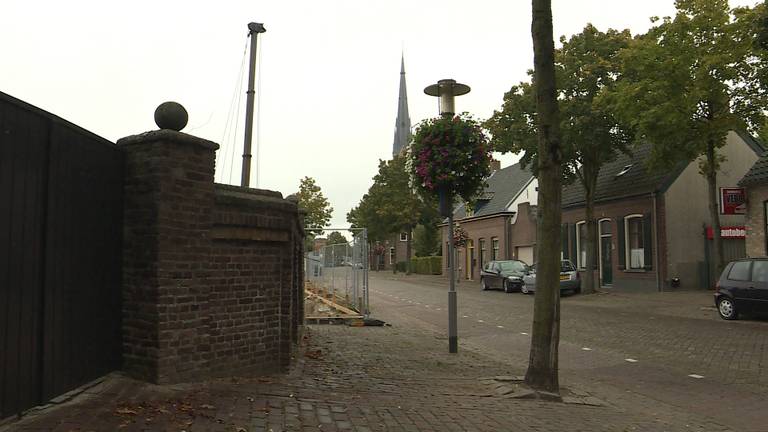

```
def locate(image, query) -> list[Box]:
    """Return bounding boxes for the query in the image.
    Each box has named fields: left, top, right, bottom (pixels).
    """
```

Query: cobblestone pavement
left=368, top=272, right=768, bottom=431
left=6, top=272, right=765, bottom=431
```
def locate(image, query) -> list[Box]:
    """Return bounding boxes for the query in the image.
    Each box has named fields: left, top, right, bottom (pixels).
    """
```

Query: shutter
left=570, top=224, right=578, bottom=264
left=616, top=217, right=626, bottom=270
left=561, top=224, right=569, bottom=260
left=643, top=213, right=653, bottom=270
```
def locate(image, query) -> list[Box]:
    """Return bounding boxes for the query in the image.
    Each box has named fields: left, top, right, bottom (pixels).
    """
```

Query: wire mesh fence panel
left=304, top=228, right=369, bottom=317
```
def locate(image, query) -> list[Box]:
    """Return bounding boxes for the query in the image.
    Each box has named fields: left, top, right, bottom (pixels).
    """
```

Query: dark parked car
left=520, top=260, right=581, bottom=295
left=714, top=258, right=768, bottom=320
left=480, top=260, right=530, bottom=293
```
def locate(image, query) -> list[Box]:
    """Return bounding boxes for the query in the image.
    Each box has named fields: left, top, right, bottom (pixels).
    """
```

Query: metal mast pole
left=241, top=22, right=266, bottom=188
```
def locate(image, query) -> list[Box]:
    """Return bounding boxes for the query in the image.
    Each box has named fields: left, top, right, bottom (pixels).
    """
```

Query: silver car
left=521, top=260, right=581, bottom=295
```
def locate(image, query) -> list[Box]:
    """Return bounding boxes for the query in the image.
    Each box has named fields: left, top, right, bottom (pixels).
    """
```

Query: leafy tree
left=607, top=0, right=767, bottom=274
left=326, top=231, right=347, bottom=246
left=297, top=176, right=333, bottom=251
left=525, top=0, right=563, bottom=393
left=486, top=24, right=633, bottom=294
left=413, top=223, right=440, bottom=257
left=297, top=176, right=333, bottom=234
left=347, top=155, right=437, bottom=274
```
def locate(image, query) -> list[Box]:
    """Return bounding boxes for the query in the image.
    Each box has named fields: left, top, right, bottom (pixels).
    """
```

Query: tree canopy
left=347, top=155, right=436, bottom=244
left=297, top=176, right=333, bottom=235
left=486, top=24, right=633, bottom=182
left=326, top=231, right=347, bottom=247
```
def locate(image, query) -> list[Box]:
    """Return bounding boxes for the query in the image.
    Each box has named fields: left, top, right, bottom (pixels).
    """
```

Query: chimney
left=490, top=159, right=501, bottom=172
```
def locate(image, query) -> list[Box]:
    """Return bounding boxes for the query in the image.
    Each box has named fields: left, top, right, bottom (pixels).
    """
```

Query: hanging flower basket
left=372, top=244, right=386, bottom=256
left=408, top=113, right=492, bottom=203
left=453, top=226, right=469, bottom=248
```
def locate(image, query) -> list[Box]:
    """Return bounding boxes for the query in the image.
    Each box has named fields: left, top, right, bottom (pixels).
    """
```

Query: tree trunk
left=525, top=0, right=562, bottom=394
left=706, top=140, right=724, bottom=281
left=583, top=181, right=598, bottom=295
left=406, top=226, right=413, bottom=275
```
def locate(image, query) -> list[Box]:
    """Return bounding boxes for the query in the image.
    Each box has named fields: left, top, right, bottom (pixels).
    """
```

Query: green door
left=600, top=236, right=613, bottom=285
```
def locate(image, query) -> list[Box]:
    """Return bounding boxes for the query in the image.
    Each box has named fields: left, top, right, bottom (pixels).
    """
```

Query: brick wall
left=745, top=184, right=768, bottom=257
left=118, top=130, right=303, bottom=384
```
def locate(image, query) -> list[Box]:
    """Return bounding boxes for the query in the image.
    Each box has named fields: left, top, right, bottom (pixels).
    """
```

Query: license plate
left=559, top=274, right=569, bottom=281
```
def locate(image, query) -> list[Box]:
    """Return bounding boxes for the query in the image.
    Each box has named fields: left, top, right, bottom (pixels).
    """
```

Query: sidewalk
left=6, top=317, right=733, bottom=431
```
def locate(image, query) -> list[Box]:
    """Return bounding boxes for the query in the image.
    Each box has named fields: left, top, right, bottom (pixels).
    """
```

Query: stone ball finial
left=154, top=102, right=188, bottom=131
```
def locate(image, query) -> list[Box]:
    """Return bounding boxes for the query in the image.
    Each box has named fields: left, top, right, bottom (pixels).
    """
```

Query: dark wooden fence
left=0, top=92, right=123, bottom=419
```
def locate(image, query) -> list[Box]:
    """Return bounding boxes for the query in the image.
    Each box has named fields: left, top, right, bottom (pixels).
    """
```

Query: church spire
left=392, top=54, right=411, bottom=158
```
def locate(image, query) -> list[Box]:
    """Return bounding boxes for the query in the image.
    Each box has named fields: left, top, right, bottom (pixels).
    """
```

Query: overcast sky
left=1, top=0, right=757, bottom=229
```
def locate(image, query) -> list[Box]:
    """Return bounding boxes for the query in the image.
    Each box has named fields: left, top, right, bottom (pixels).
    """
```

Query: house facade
left=440, top=162, right=538, bottom=281
left=739, top=151, right=768, bottom=257
left=561, top=131, right=762, bottom=291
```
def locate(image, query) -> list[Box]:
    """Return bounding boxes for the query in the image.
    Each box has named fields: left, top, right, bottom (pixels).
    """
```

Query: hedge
left=409, top=256, right=443, bottom=275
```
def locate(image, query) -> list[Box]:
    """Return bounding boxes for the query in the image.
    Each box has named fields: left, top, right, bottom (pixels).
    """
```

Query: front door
left=599, top=220, right=613, bottom=286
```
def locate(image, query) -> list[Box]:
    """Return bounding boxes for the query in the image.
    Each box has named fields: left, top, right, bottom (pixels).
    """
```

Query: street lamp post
left=424, top=79, right=470, bottom=354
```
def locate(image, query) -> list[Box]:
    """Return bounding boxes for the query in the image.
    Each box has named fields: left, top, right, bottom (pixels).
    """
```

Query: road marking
left=436, top=308, right=441, bottom=311
left=581, top=347, right=592, bottom=351
left=688, top=374, right=705, bottom=379
left=520, top=332, right=528, bottom=335
left=462, top=315, right=469, bottom=318
left=477, top=320, right=485, bottom=323
left=625, top=358, right=638, bottom=363
left=497, top=325, right=504, bottom=329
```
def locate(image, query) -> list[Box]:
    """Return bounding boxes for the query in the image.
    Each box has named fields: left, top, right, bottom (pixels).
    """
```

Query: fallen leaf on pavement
left=115, top=407, right=138, bottom=416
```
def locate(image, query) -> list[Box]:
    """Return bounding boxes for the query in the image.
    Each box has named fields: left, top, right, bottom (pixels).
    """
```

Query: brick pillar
left=118, top=129, right=219, bottom=383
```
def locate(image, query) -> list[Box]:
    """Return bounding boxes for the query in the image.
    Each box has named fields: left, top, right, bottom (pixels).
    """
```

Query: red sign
left=706, top=226, right=746, bottom=239
left=720, top=187, right=746, bottom=215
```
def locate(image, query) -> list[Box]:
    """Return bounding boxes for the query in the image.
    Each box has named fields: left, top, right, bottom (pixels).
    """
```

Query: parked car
left=714, top=258, right=768, bottom=320
left=480, top=260, right=530, bottom=293
left=520, top=260, right=581, bottom=295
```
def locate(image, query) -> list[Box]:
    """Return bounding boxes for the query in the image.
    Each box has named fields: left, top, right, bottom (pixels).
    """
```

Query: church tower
left=392, top=55, right=411, bottom=158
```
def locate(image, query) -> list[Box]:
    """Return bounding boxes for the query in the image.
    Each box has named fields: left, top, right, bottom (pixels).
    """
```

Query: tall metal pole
left=241, top=22, right=266, bottom=188
left=363, top=228, right=370, bottom=318
left=447, top=214, right=457, bottom=353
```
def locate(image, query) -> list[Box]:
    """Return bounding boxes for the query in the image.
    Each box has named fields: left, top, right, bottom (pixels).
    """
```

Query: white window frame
left=400, top=232, right=408, bottom=242
left=389, top=247, right=395, bottom=265
left=624, top=214, right=645, bottom=270
left=491, top=237, right=499, bottom=261
left=575, top=221, right=586, bottom=270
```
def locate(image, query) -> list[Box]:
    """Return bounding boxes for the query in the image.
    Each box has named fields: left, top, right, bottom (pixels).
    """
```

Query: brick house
left=440, top=162, right=538, bottom=281
left=561, top=131, right=762, bottom=291
left=739, top=151, right=768, bottom=257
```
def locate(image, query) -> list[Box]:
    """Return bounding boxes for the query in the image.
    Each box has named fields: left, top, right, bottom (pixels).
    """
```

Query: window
left=624, top=215, right=645, bottom=269
left=752, top=260, right=768, bottom=282
left=491, top=237, right=499, bottom=260
left=389, top=247, right=395, bottom=265
left=599, top=219, right=611, bottom=236
left=576, top=221, right=587, bottom=269
left=400, top=232, right=408, bottom=242
left=479, top=239, right=487, bottom=269
left=729, top=261, right=751, bottom=281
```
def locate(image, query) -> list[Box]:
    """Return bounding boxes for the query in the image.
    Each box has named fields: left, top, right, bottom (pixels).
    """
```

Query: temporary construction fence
left=305, top=228, right=369, bottom=318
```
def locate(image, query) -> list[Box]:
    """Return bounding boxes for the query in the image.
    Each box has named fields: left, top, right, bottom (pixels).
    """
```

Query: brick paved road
left=6, top=272, right=765, bottom=431
left=369, top=272, right=768, bottom=431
